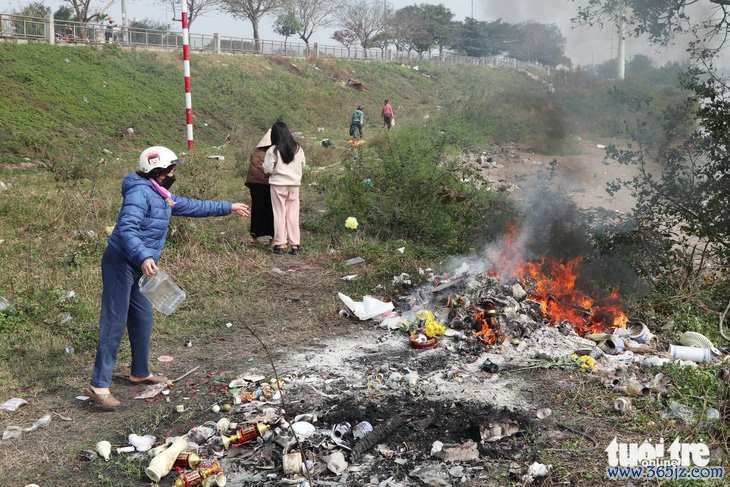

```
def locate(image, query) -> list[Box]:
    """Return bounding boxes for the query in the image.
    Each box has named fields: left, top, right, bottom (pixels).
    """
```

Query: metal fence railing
left=0, top=12, right=546, bottom=71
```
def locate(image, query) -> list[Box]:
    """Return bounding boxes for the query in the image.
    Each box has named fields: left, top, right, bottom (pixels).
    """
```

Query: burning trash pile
left=340, top=242, right=727, bottom=373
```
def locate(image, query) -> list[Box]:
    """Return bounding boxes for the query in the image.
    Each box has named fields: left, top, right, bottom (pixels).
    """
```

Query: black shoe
left=272, top=246, right=285, bottom=255
left=288, top=246, right=300, bottom=256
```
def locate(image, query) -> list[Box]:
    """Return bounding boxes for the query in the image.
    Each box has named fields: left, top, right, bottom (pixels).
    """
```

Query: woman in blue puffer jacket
left=85, top=146, right=250, bottom=408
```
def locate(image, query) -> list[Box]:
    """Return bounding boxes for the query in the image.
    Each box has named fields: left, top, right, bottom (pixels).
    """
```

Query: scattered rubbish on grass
left=346, top=78, right=371, bottom=92
left=96, top=440, right=111, bottom=461
left=345, top=256, right=365, bottom=266
left=157, top=355, right=174, bottom=363
left=524, top=462, right=551, bottom=482
left=129, top=434, right=156, bottom=452
left=207, top=155, right=225, bottom=161
left=706, top=408, right=720, bottom=421
left=65, top=345, right=75, bottom=354
left=662, top=401, right=696, bottom=423
left=340, top=274, right=358, bottom=281
left=0, top=398, right=27, bottom=412
left=345, top=217, right=358, bottom=229
left=135, top=382, right=171, bottom=400
left=2, top=415, right=51, bottom=440
left=536, top=407, right=552, bottom=419
left=392, top=273, right=411, bottom=285
left=669, top=344, right=714, bottom=363
left=614, top=397, right=631, bottom=412
left=0, top=296, right=13, bottom=311
left=78, top=450, right=97, bottom=461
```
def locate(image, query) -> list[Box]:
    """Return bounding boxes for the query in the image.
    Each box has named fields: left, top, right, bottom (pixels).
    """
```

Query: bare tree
left=63, top=0, right=111, bottom=24
left=281, top=0, right=340, bottom=50
left=336, top=0, right=387, bottom=57
left=157, top=0, right=220, bottom=27
left=219, top=0, right=284, bottom=50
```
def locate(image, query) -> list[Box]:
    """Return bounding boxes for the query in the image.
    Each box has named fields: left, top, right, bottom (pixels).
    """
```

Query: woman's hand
left=141, top=258, right=158, bottom=276
left=232, top=203, right=250, bottom=218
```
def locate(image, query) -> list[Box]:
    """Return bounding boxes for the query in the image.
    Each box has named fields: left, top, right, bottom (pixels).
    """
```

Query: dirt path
left=476, top=142, right=638, bottom=213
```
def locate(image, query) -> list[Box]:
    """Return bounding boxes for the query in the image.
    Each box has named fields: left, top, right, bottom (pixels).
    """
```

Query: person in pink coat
left=263, top=122, right=306, bottom=255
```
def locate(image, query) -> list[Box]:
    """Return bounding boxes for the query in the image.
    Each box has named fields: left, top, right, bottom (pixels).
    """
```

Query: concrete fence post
left=47, top=13, right=55, bottom=44
left=214, top=33, right=221, bottom=54
left=387, top=48, right=393, bottom=62
left=312, top=42, right=319, bottom=59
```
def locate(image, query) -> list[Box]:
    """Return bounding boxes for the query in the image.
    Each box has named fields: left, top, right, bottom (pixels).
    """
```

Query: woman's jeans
left=91, top=247, right=153, bottom=388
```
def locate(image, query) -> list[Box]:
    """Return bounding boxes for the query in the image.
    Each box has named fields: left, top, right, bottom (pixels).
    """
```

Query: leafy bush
left=320, top=127, right=516, bottom=255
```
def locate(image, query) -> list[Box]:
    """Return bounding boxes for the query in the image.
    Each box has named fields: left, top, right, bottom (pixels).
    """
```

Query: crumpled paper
left=338, top=292, right=394, bottom=321
left=129, top=433, right=156, bottom=452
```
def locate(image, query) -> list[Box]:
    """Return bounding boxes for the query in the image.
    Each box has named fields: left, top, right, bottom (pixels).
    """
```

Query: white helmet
left=138, top=146, right=180, bottom=174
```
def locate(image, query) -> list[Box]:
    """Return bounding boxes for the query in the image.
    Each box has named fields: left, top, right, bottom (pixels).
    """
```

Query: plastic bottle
left=138, top=270, right=186, bottom=315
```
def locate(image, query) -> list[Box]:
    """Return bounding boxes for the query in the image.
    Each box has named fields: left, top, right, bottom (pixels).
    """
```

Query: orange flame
left=469, top=304, right=500, bottom=345
left=487, top=227, right=629, bottom=336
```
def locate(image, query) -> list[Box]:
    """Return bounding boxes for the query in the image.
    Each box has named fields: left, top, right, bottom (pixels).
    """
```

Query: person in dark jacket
left=85, top=146, right=250, bottom=408
left=244, top=129, right=275, bottom=245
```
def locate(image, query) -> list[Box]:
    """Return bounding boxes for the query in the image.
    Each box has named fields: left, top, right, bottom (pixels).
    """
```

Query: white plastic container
left=138, top=270, right=186, bottom=315
left=669, top=344, right=714, bottom=363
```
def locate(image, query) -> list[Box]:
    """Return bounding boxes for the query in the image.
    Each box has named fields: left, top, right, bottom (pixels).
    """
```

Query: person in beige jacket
left=263, top=122, right=306, bottom=255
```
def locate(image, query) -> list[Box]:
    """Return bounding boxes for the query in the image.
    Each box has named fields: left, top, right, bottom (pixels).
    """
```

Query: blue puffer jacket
left=107, top=173, right=232, bottom=266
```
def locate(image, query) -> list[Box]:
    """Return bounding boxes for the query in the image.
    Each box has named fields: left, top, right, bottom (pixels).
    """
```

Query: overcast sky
left=4, top=0, right=728, bottom=67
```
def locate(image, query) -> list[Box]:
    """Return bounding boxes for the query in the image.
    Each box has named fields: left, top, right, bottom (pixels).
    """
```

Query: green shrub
left=320, top=127, right=516, bottom=255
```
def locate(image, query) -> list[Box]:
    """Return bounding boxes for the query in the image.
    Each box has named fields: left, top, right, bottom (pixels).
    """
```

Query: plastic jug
left=138, top=270, right=186, bottom=315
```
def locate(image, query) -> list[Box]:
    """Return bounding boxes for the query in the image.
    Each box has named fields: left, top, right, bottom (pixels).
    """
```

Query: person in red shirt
left=381, top=100, right=394, bottom=129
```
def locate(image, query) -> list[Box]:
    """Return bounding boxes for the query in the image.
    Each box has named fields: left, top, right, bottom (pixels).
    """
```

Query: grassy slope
left=0, top=43, right=530, bottom=163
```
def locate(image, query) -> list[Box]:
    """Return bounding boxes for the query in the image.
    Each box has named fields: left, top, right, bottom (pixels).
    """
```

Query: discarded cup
left=352, top=421, right=373, bottom=439
left=65, top=346, right=75, bottom=355
left=628, top=320, right=652, bottom=344
left=598, top=337, right=624, bottom=355
left=613, top=397, right=631, bottom=412
left=331, top=422, right=351, bottom=440
left=138, top=269, right=186, bottom=315
left=282, top=451, right=303, bottom=475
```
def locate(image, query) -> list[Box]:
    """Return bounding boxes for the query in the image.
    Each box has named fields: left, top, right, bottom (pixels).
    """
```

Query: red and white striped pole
left=181, top=0, right=194, bottom=151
